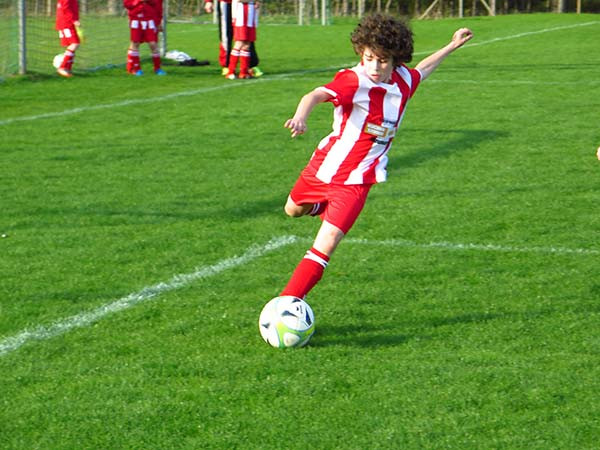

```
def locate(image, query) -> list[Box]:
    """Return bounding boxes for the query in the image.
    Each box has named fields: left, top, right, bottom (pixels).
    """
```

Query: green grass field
left=1, top=13, right=600, bottom=448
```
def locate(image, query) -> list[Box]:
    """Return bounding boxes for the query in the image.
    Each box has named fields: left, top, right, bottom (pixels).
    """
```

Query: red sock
left=281, top=248, right=330, bottom=299
left=127, top=50, right=139, bottom=73
left=152, top=53, right=161, bottom=71
left=219, top=43, right=228, bottom=68
left=60, top=50, right=74, bottom=70
left=239, top=50, right=251, bottom=77
left=227, top=49, right=240, bottom=75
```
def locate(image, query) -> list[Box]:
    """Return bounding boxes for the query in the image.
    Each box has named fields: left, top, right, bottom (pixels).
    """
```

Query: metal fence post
left=18, top=0, right=26, bottom=74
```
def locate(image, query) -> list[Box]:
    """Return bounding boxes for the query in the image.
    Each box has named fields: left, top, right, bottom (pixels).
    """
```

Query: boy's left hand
left=451, top=28, right=473, bottom=49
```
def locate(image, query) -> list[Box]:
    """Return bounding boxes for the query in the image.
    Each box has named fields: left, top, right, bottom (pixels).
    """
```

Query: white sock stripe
left=304, top=250, right=329, bottom=268
left=309, top=203, right=321, bottom=215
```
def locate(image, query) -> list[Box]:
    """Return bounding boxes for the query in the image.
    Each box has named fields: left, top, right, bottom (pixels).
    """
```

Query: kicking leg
left=280, top=221, right=344, bottom=298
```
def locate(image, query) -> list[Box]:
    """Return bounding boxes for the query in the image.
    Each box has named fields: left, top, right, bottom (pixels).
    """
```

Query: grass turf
left=1, top=13, right=599, bottom=448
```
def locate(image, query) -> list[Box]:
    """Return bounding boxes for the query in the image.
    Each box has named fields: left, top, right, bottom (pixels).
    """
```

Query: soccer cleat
left=57, top=68, right=72, bottom=78
left=249, top=66, right=263, bottom=78
left=155, top=68, right=167, bottom=75
left=238, top=73, right=252, bottom=79
left=225, top=72, right=236, bottom=80
left=134, top=70, right=143, bottom=76
left=221, top=67, right=229, bottom=76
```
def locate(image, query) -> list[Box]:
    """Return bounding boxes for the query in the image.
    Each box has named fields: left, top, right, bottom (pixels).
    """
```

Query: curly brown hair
left=350, top=13, right=414, bottom=65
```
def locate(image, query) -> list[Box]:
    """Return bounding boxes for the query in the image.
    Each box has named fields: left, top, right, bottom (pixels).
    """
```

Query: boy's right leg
left=280, top=221, right=344, bottom=298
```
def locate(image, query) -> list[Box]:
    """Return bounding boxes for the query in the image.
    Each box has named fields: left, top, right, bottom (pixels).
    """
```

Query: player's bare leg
left=312, top=220, right=345, bottom=257
left=284, top=196, right=313, bottom=217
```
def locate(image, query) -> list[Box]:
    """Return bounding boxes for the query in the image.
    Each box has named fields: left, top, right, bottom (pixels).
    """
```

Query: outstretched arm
left=415, top=28, right=473, bottom=81
left=284, top=88, right=333, bottom=138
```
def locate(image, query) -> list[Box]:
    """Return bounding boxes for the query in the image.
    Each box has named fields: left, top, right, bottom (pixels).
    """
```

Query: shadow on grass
left=388, top=128, right=508, bottom=172
left=312, top=311, right=507, bottom=348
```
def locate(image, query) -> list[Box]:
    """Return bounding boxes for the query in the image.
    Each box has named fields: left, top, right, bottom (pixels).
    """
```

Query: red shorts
left=58, top=26, right=80, bottom=47
left=289, top=171, right=373, bottom=234
left=233, top=2, right=257, bottom=42
left=129, top=19, right=158, bottom=43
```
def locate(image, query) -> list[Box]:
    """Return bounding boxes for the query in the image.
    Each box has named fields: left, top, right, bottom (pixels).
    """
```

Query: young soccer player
left=123, top=0, right=166, bottom=76
left=55, top=0, right=81, bottom=78
left=279, top=14, right=473, bottom=300
left=203, top=0, right=262, bottom=77
left=224, top=0, right=258, bottom=79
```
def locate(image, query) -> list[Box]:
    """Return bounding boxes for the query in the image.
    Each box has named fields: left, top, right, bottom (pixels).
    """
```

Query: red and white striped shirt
left=305, top=63, right=422, bottom=185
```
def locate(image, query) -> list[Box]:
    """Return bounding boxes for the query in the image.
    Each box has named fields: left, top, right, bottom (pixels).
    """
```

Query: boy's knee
left=284, top=203, right=304, bottom=217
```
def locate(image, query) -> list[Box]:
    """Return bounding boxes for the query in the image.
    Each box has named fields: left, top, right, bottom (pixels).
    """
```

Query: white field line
left=343, top=237, right=600, bottom=256
left=2, top=21, right=598, bottom=127
left=0, top=82, right=247, bottom=127
left=459, top=21, right=600, bottom=51
left=1, top=234, right=596, bottom=357
left=0, top=235, right=298, bottom=357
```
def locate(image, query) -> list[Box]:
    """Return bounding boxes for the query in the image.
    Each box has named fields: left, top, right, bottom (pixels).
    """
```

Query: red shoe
left=57, top=68, right=72, bottom=78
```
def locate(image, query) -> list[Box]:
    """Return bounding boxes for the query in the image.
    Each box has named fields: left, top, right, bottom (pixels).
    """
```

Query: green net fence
left=1, top=0, right=598, bottom=77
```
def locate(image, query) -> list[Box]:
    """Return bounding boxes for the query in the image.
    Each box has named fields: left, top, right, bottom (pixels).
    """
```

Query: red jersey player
left=203, top=0, right=262, bottom=77
left=123, top=0, right=165, bottom=75
left=279, top=14, right=473, bottom=301
left=55, top=0, right=81, bottom=78
left=224, top=0, right=258, bottom=79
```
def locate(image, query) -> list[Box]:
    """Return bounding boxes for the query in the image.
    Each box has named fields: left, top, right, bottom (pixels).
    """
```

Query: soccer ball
left=52, top=53, right=64, bottom=69
left=259, top=296, right=315, bottom=348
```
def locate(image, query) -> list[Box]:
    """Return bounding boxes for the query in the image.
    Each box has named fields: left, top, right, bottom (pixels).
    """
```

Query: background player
left=55, top=0, right=81, bottom=78
left=224, top=0, right=258, bottom=79
left=279, top=14, right=473, bottom=300
left=124, top=0, right=166, bottom=75
left=204, top=0, right=262, bottom=77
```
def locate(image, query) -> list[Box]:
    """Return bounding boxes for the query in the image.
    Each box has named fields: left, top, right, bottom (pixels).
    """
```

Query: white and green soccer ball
left=52, top=53, right=64, bottom=69
left=259, top=296, right=315, bottom=348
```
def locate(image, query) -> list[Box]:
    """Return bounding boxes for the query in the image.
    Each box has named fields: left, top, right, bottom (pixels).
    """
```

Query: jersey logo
left=363, top=122, right=396, bottom=139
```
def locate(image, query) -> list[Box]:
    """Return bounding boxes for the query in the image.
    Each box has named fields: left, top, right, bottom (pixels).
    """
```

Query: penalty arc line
left=1, top=234, right=597, bottom=358
left=0, top=235, right=298, bottom=358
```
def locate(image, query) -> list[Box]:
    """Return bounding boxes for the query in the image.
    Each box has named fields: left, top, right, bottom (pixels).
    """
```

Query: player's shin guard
left=281, top=248, right=330, bottom=299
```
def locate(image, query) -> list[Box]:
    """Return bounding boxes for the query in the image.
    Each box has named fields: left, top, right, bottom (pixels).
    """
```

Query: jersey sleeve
left=407, top=66, right=422, bottom=98
left=318, top=69, right=359, bottom=108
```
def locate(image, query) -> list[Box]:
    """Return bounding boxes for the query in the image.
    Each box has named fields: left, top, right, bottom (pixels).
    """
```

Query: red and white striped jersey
left=56, top=0, right=79, bottom=30
left=304, top=63, right=422, bottom=185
